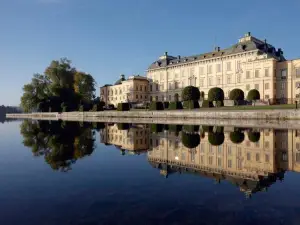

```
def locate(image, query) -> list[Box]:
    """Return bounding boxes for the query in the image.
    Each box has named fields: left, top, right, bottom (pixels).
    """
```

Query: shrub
left=208, top=87, right=224, bottom=102
left=229, top=89, right=245, bottom=103
left=247, top=89, right=260, bottom=101
left=183, top=100, right=200, bottom=109
left=164, top=124, right=169, bottom=131
left=149, top=102, right=164, bottom=110
left=183, top=125, right=199, bottom=133
left=174, top=93, right=179, bottom=102
left=151, top=124, right=163, bottom=133
left=117, top=123, right=130, bottom=130
left=215, top=101, right=224, bottom=107
left=248, top=131, right=261, bottom=142
left=163, top=102, right=169, bottom=109
left=208, top=132, right=225, bottom=146
left=168, top=102, right=183, bottom=110
left=169, top=125, right=182, bottom=133
left=182, top=86, right=200, bottom=101
left=202, top=100, right=214, bottom=108
left=230, top=130, right=245, bottom=144
left=107, top=104, right=115, bottom=110
left=181, top=132, right=200, bottom=149
left=91, top=104, right=104, bottom=111
left=117, top=103, right=130, bottom=111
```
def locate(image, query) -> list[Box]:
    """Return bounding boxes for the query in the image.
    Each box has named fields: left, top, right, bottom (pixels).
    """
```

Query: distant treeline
left=0, top=105, right=22, bottom=123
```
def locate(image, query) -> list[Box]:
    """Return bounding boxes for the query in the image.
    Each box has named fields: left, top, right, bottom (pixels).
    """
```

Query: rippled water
left=1, top=120, right=300, bottom=225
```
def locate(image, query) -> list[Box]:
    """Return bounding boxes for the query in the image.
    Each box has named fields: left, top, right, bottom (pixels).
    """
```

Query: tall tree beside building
left=20, top=58, right=96, bottom=112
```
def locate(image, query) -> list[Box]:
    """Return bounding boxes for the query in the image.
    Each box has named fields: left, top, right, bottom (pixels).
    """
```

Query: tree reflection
left=20, top=120, right=96, bottom=172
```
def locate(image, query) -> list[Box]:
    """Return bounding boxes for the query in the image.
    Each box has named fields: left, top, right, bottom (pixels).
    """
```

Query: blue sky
left=1, top=0, right=300, bottom=106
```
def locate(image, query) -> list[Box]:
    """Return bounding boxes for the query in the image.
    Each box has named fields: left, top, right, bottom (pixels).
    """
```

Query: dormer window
left=194, top=57, right=197, bottom=60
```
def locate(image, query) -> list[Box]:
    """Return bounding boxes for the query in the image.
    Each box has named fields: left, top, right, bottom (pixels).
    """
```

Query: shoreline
left=6, top=109, right=300, bottom=130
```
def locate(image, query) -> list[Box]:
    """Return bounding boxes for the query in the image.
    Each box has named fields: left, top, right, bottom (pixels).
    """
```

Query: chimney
left=164, top=52, right=168, bottom=57
left=120, top=74, right=125, bottom=79
left=178, top=55, right=181, bottom=59
left=215, top=46, right=220, bottom=52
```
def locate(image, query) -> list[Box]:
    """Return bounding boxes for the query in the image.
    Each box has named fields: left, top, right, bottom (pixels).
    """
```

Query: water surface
left=0, top=120, right=300, bottom=225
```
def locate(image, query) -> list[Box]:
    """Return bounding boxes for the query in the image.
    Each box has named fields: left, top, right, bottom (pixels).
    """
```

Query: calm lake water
left=1, top=120, right=300, bottom=225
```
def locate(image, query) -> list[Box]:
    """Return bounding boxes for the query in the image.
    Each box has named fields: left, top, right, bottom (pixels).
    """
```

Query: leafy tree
left=20, top=58, right=96, bottom=112
left=181, top=86, right=200, bottom=101
left=208, top=87, right=224, bottom=102
left=20, top=120, right=96, bottom=171
left=247, top=89, right=260, bottom=105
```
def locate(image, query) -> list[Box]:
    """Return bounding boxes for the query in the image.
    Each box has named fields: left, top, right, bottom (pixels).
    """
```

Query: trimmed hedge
left=208, top=132, right=225, bottom=146
left=229, top=89, right=245, bottom=103
left=208, top=87, right=224, bottom=102
left=149, top=102, right=164, bottom=110
left=163, top=102, right=169, bottom=109
left=247, top=89, right=260, bottom=101
left=168, top=101, right=183, bottom=110
left=201, top=125, right=213, bottom=133
left=230, top=131, right=245, bottom=144
left=182, top=86, right=200, bottom=101
left=91, top=104, right=104, bottom=111
left=117, top=123, right=130, bottom=130
left=183, top=125, right=199, bottom=133
left=202, top=100, right=214, bottom=108
left=117, top=103, right=130, bottom=111
left=182, top=132, right=200, bottom=149
left=183, top=100, right=200, bottom=109
left=248, top=131, right=261, bottom=142
left=151, top=124, right=164, bottom=133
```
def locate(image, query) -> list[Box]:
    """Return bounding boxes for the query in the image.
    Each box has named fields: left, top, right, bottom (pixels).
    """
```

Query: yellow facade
left=100, top=75, right=149, bottom=107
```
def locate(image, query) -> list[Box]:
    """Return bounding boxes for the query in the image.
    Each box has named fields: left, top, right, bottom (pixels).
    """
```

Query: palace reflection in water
left=20, top=120, right=300, bottom=197
left=99, top=123, right=300, bottom=197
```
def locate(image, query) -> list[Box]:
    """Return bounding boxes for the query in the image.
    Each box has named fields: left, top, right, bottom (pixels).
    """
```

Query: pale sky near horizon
left=1, top=0, right=300, bottom=106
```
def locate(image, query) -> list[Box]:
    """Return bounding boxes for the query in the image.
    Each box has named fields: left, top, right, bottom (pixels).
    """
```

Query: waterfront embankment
left=6, top=109, right=300, bottom=130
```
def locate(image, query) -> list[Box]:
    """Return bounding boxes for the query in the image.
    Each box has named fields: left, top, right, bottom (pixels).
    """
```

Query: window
left=199, top=67, right=204, bottom=75
left=216, top=64, right=221, bottom=73
left=181, top=69, right=185, bottom=77
left=140, top=86, right=142, bottom=91
left=264, top=141, right=269, bottom=149
left=218, top=146, right=222, bottom=154
left=136, top=95, right=138, bottom=99
left=227, top=75, right=231, bottom=84
left=181, top=81, right=185, bottom=88
left=209, top=156, right=213, bottom=165
left=296, top=68, right=300, bottom=78
left=150, top=85, right=153, bottom=92
left=247, top=152, right=251, bottom=160
left=228, top=146, right=232, bottom=155
left=175, top=82, right=179, bottom=89
left=255, top=84, right=259, bottom=90
left=144, top=86, right=147, bottom=91
left=237, top=61, right=241, bottom=71
left=227, top=62, right=232, bottom=71
left=200, top=79, right=204, bottom=87
left=168, top=83, right=172, bottom=90
left=256, top=153, right=260, bottom=162
left=237, top=75, right=241, bottom=83
left=265, top=154, right=270, bottom=163
left=255, top=70, right=260, bottom=78
left=200, top=155, right=204, bottom=164
left=181, top=152, right=186, bottom=161
left=156, top=84, right=159, bottom=91
left=237, top=147, right=241, bottom=157
left=296, top=142, right=300, bottom=149
left=209, top=77, right=213, bottom=86
left=246, top=71, right=251, bottom=79
left=169, top=95, right=171, bottom=101
left=246, top=84, right=250, bottom=91
left=217, top=77, right=221, bottom=85
left=140, top=95, right=142, bottom=99
left=228, top=159, right=232, bottom=168
left=190, top=68, right=195, bottom=76
left=265, top=68, right=269, bottom=77
left=208, top=65, right=212, bottom=74
left=160, top=83, right=164, bottom=91
left=296, top=153, right=300, bottom=163
left=218, top=158, right=222, bottom=167
left=265, top=83, right=269, bottom=90
left=237, top=159, right=242, bottom=169
left=281, top=69, right=287, bottom=79
left=155, top=96, right=158, bottom=101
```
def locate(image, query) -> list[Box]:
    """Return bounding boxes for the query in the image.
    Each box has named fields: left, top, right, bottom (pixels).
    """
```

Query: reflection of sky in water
left=0, top=121, right=300, bottom=225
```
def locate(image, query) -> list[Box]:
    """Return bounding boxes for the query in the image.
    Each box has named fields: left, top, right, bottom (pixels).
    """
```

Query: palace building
left=147, top=32, right=300, bottom=104
left=101, top=32, right=300, bottom=105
